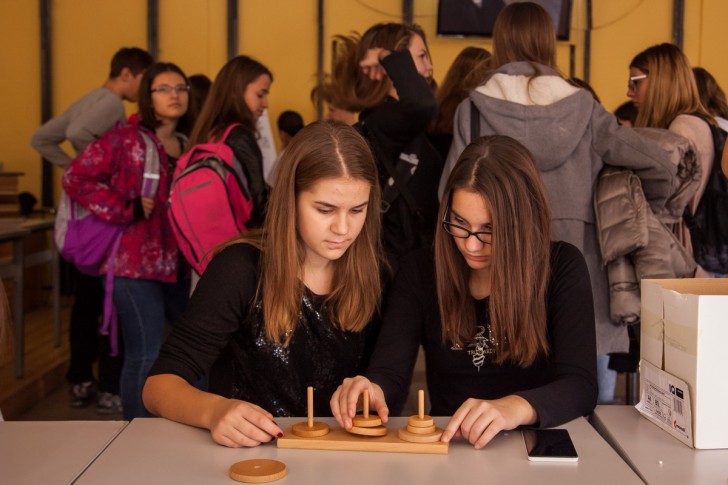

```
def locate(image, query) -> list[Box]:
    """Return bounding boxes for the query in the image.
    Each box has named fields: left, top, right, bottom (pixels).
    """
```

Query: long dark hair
left=137, top=62, right=189, bottom=131
left=436, top=135, right=551, bottom=366
left=188, top=55, right=272, bottom=146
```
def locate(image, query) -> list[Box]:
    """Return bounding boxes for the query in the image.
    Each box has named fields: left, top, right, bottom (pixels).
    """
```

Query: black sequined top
left=149, top=243, right=372, bottom=417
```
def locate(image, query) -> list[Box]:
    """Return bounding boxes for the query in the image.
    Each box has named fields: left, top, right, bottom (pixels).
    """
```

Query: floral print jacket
left=62, top=118, right=179, bottom=282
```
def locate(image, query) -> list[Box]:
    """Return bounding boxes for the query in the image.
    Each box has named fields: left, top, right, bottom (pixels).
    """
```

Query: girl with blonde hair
left=629, top=43, right=720, bottom=276
left=144, top=121, right=383, bottom=448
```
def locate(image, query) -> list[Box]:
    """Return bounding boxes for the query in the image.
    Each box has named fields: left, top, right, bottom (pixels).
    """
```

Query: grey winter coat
left=441, top=62, right=676, bottom=354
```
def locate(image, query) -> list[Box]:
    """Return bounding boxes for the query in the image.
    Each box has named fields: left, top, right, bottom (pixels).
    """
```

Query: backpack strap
left=358, top=121, right=423, bottom=218
left=470, top=101, right=480, bottom=143
left=138, top=131, right=162, bottom=198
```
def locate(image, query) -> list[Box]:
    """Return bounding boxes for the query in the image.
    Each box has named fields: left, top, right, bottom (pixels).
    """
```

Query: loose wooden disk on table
left=291, top=421, right=330, bottom=438
left=408, top=415, right=434, bottom=428
left=229, top=459, right=287, bottom=483
left=348, top=425, right=388, bottom=437
left=352, top=415, right=382, bottom=427
left=398, top=427, right=443, bottom=443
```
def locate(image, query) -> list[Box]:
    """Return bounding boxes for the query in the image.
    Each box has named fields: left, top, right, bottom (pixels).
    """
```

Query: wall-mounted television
left=437, top=0, right=573, bottom=41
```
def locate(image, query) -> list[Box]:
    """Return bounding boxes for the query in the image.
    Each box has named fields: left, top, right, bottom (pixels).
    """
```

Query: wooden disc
left=291, top=421, right=330, bottom=438
left=230, top=459, right=287, bottom=483
left=348, top=425, right=388, bottom=437
left=398, top=427, right=443, bottom=443
left=352, top=415, right=382, bottom=427
left=406, top=424, right=437, bottom=435
left=408, top=415, right=434, bottom=428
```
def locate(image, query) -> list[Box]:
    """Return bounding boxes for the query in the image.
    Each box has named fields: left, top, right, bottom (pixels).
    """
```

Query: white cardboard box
left=638, top=278, right=728, bottom=449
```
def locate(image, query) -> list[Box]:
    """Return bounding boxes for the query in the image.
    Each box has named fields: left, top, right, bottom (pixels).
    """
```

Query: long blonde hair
left=233, top=121, right=382, bottom=344
left=435, top=136, right=551, bottom=366
left=631, top=43, right=713, bottom=128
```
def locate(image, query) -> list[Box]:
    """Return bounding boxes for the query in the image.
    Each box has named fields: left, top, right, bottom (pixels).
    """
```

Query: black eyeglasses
left=151, top=84, right=190, bottom=94
left=442, top=206, right=492, bottom=244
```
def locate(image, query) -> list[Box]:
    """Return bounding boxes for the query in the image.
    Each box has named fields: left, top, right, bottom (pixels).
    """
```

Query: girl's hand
left=441, top=395, right=537, bottom=449
left=206, top=399, right=283, bottom=448
left=360, top=48, right=391, bottom=81
left=330, top=375, right=389, bottom=429
left=141, top=196, right=154, bottom=219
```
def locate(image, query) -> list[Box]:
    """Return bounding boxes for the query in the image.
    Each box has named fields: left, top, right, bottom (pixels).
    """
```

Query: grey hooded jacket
left=441, top=61, right=676, bottom=354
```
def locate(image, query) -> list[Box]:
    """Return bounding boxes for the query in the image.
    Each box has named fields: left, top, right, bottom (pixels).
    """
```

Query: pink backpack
left=168, top=124, right=254, bottom=274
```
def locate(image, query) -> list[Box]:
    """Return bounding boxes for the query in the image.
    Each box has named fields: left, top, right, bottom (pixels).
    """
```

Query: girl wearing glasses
left=332, top=135, right=597, bottom=448
left=144, top=121, right=384, bottom=448
left=438, top=1, right=675, bottom=406
left=629, top=44, right=721, bottom=277
left=63, top=62, right=191, bottom=419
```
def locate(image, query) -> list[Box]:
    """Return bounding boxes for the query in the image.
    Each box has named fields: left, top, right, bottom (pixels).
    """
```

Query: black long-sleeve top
left=225, top=125, right=269, bottom=228
left=149, top=243, right=372, bottom=417
left=359, top=50, right=444, bottom=258
left=366, top=241, right=598, bottom=427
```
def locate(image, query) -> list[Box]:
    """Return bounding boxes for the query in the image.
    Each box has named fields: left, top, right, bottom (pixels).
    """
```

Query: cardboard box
left=638, top=279, right=728, bottom=449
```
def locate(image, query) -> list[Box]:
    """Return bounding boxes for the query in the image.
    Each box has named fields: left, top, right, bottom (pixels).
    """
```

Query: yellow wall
left=2, top=0, right=727, bottom=204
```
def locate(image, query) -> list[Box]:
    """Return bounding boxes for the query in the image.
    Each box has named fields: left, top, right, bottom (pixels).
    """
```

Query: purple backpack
left=55, top=130, right=160, bottom=354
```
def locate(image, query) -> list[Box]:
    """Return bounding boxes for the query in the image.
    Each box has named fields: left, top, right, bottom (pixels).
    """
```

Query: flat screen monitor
left=437, top=0, right=572, bottom=40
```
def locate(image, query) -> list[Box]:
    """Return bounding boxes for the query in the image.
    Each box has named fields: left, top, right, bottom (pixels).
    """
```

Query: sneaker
left=69, top=381, right=96, bottom=408
left=96, top=392, right=123, bottom=415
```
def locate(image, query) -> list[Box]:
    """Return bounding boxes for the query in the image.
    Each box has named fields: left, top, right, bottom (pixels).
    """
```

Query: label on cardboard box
left=636, top=360, right=693, bottom=447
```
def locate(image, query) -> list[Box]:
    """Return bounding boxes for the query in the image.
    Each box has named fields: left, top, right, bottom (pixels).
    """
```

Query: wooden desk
left=0, top=215, right=60, bottom=378
left=76, top=417, right=641, bottom=485
left=0, top=420, right=127, bottom=485
left=591, top=405, right=728, bottom=484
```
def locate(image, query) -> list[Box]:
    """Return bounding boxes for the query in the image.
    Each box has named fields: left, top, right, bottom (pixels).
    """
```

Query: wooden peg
left=352, top=387, right=382, bottom=427
left=408, top=388, right=434, bottom=428
left=291, top=386, right=329, bottom=438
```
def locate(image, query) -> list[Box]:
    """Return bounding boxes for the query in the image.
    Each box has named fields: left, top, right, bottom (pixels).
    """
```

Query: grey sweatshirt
left=441, top=61, right=676, bottom=355
left=31, top=87, right=125, bottom=167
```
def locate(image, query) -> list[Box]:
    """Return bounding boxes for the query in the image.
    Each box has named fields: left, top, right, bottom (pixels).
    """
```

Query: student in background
left=332, top=135, right=597, bottom=448
left=143, top=121, right=383, bottom=448
left=63, top=62, right=190, bottom=420
left=187, top=56, right=272, bottom=231
left=328, top=23, right=443, bottom=263
left=178, top=74, right=212, bottom=137
left=629, top=44, right=719, bottom=276
left=30, top=47, right=153, bottom=414
left=614, top=101, right=638, bottom=127
left=267, top=110, right=304, bottom=185
left=693, top=67, right=728, bottom=132
left=429, top=46, right=492, bottom=161
left=440, top=2, right=675, bottom=405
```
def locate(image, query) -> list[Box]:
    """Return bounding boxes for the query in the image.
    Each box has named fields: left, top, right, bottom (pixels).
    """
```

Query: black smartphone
left=522, top=428, right=578, bottom=462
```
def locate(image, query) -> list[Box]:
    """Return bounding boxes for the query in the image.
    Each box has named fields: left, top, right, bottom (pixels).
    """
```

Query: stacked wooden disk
left=291, top=386, right=330, bottom=438
left=348, top=389, right=387, bottom=437
left=397, top=390, right=443, bottom=443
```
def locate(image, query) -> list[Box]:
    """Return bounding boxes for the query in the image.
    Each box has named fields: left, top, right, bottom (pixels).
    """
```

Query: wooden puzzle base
left=277, top=425, right=449, bottom=454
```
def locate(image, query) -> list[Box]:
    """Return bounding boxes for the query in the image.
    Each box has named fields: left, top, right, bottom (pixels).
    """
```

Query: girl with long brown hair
left=332, top=135, right=597, bottom=449
left=439, top=1, right=675, bottom=405
left=143, top=121, right=383, bottom=448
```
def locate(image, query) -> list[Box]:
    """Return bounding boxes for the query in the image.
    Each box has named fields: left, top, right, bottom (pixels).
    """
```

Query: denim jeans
left=113, top=277, right=188, bottom=420
left=596, top=353, right=617, bottom=404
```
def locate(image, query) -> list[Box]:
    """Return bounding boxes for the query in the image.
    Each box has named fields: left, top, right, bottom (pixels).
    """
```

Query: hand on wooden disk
left=330, top=375, right=389, bottom=429
left=440, top=396, right=537, bottom=449
left=207, top=399, right=283, bottom=448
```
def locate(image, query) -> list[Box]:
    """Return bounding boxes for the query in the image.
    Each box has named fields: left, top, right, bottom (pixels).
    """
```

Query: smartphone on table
left=522, top=428, right=578, bottom=462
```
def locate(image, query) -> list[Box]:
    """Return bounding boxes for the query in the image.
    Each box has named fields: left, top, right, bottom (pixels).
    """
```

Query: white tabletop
left=591, top=405, right=728, bottom=485
left=75, top=416, right=641, bottom=485
left=0, top=420, right=127, bottom=485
